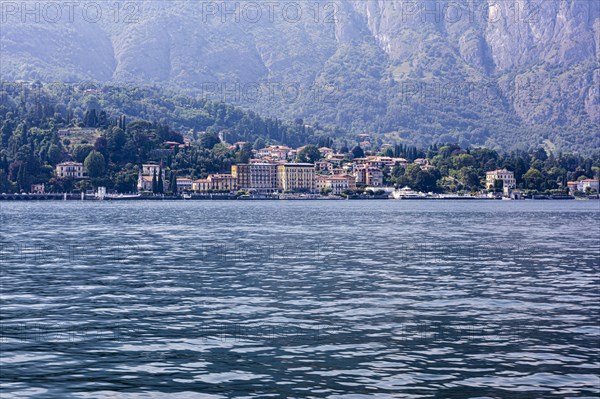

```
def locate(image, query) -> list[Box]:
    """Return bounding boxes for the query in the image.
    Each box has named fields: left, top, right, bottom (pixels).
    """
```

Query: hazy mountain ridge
left=1, top=0, right=598, bottom=152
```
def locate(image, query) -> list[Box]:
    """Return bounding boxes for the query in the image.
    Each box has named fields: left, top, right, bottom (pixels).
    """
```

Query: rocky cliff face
left=1, top=0, right=598, bottom=151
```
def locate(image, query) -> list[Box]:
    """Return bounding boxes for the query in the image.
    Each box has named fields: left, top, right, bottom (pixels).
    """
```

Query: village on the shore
left=12, top=140, right=599, bottom=201
left=2, top=82, right=599, bottom=202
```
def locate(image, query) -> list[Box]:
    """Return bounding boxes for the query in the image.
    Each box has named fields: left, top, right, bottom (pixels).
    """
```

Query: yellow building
left=231, top=164, right=251, bottom=191
left=192, top=179, right=210, bottom=192
left=277, top=163, right=315, bottom=193
left=315, top=174, right=357, bottom=195
left=191, top=175, right=236, bottom=192
left=208, top=174, right=237, bottom=192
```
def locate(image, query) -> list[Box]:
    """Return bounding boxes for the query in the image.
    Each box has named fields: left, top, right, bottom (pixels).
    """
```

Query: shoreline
left=1, top=194, right=597, bottom=202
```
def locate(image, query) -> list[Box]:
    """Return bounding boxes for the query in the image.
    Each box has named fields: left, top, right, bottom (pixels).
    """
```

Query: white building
left=137, top=164, right=165, bottom=192
left=486, top=169, right=516, bottom=190
left=568, top=179, right=599, bottom=194
left=176, top=178, right=193, bottom=191
left=56, top=162, right=86, bottom=179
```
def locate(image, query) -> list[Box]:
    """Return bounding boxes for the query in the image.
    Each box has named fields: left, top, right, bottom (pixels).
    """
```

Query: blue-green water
left=1, top=200, right=599, bottom=398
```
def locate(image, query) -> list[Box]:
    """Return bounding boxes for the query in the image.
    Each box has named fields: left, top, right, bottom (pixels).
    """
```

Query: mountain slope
left=1, top=0, right=598, bottom=153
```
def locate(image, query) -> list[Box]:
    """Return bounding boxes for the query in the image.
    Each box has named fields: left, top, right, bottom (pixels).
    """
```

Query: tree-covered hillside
left=0, top=81, right=597, bottom=195
left=0, top=81, right=341, bottom=193
left=1, top=1, right=597, bottom=153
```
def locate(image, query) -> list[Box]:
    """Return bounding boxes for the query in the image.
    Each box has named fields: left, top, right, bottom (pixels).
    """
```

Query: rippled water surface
left=1, top=200, right=599, bottom=398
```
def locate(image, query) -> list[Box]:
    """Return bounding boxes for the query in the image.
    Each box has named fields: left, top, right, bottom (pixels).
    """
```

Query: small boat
left=392, top=187, right=427, bottom=200
left=104, top=194, right=142, bottom=200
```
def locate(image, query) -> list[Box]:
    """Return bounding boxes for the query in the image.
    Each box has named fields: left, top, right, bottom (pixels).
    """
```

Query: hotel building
left=191, top=174, right=237, bottom=192
left=208, top=174, right=237, bottom=191
left=192, top=179, right=211, bottom=192
left=231, top=163, right=278, bottom=193
left=277, top=163, right=315, bottom=193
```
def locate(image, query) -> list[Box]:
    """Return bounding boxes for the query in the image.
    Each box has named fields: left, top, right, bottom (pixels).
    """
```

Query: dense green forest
left=0, top=81, right=598, bottom=195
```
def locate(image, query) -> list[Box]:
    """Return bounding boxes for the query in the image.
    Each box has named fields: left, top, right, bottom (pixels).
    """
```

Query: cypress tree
left=157, top=167, right=164, bottom=194
left=152, top=170, right=157, bottom=193
left=171, top=171, right=178, bottom=195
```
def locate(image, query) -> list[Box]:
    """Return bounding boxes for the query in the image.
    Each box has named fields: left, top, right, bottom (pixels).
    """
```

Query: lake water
left=0, top=200, right=599, bottom=398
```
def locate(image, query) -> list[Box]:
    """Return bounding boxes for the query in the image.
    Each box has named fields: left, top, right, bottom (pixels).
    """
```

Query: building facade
left=141, top=164, right=165, bottom=178
left=231, top=164, right=251, bottom=191
left=277, top=163, right=315, bottom=193
left=192, top=179, right=211, bottom=192
left=315, top=161, right=334, bottom=172
left=579, top=179, right=599, bottom=193
left=137, top=164, right=166, bottom=192
left=315, top=174, right=357, bottom=195
left=232, top=163, right=278, bottom=193
left=56, top=162, right=85, bottom=179
left=208, top=174, right=237, bottom=192
left=31, top=183, right=45, bottom=193
left=138, top=176, right=154, bottom=192
left=176, top=178, right=193, bottom=191
left=256, top=145, right=293, bottom=160
left=355, top=166, right=383, bottom=187
left=568, top=179, right=599, bottom=194
left=191, top=174, right=237, bottom=192
left=486, top=169, right=516, bottom=190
